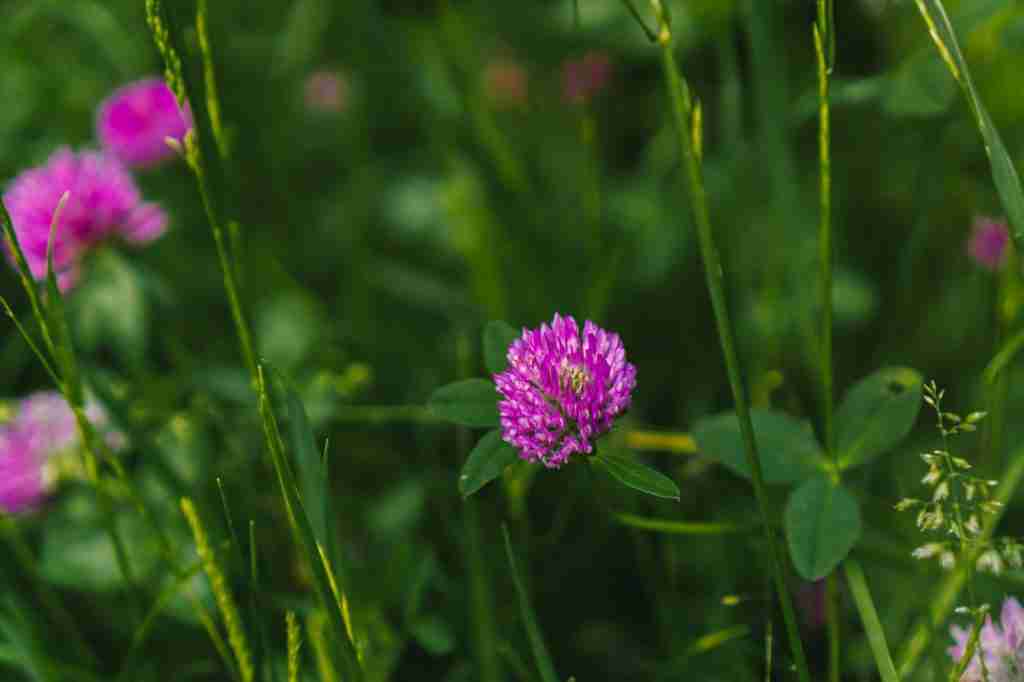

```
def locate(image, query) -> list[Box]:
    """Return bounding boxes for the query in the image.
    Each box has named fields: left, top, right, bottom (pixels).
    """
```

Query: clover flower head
left=97, top=77, right=191, bottom=168
left=969, top=216, right=1010, bottom=272
left=562, top=51, right=612, bottom=105
left=493, top=313, right=636, bottom=468
left=0, top=428, right=47, bottom=515
left=0, top=391, right=123, bottom=515
left=949, top=597, right=1024, bottom=681
left=305, top=70, right=349, bottom=114
left=3, top=147, right=168, bottom=289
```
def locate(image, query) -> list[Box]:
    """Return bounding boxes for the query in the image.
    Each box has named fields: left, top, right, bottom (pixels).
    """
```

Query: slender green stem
left=984, top=248, right=1017, bottom=471
left=614, top=513, right=755, bottom=535
left=845, top=560, right=900, bottom=682
left=933, top=394, right=978, bottom=610
left=814, top=19, right=834, bottom=460
left=329, top=405, right=444, bottom=425
left=625, top=430, right=697, bottom=454
left=503, top=525, right=560, bottom=682
left=650, top=4, right=810, bottom=681
left=814, top=8, right=842, bottom=680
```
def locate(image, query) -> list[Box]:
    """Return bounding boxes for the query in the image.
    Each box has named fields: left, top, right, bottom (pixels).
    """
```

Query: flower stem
left=814, top=13, right=834, bottom=462
left=650, top=4, right=810, bottom=681
left=814, top=6, right=843, bottom=679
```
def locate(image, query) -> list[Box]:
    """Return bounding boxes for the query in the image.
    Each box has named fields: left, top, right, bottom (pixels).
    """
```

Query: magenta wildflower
left=305, top=70, right=349, bottom=114
left=96, top=78, right=191, bottom=168
left=493, top=314, right=636, bottom=468
left=3, top=147, right=168, bottom=288
left=0, top=428, right=47, bottom=515
left=949, top=597, right=1024, bottom=681
left=968, top=216, right=1011, bottom=272
left=562, top=51, right=612, bottom=105
left=0, top=391, right=123, bottom=515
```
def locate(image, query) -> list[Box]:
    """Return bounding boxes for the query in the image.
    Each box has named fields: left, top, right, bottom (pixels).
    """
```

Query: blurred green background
left=3, top=0, right=1024, bottom=680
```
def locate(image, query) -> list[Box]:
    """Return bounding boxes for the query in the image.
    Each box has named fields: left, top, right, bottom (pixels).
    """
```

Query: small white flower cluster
left=896, top=382, right=1019, bottom=576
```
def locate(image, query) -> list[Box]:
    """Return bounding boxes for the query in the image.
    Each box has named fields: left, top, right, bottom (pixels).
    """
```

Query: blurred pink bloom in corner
left=0, top=391, right=124, bottom=515
left=949, top=596, right=1024, bottom=682
left=305, top=70, right=349, bottom=114
left=484, top=59, right=529, bottom=109
left=97, top=78, right=191, bottom=168
left=3, top=147, right=168, bottom=290
left=968, top=216, right=1010, bottom=271
left=562, top=51, right=612, bottom=105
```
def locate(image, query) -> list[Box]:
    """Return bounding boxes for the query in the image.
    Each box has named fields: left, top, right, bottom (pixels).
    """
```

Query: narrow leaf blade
left=914, top=0, right=1024, bottom=246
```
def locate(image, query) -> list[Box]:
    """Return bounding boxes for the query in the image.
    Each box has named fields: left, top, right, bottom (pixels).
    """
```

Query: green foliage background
left=3, top=0, right=1024, bottom=680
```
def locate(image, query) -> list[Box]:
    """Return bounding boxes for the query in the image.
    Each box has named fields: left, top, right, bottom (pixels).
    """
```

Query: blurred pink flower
left=562, top=51, right=612, bottom=105
left=97, top=78, right=191, bottom=168
left=0, top=428, right=47, bottom=515
left=949, top=597, right=1024, bottom=681
left=305, top=70, right=349, bottom=114
left=3, top=147, right=167, bottom=289
left=968, top=216, right=1010, bottom=271
left=484, top=59, right=529, bottom=109
left=0, top=391, right=123, bottom=515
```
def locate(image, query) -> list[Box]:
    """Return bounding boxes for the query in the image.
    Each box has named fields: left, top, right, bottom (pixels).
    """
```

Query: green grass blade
left=255, top=366, right=361, bottom=681
left=0, top=296, right=61, bottom=388
left=648, top=4, right=812, bottom=680
left=502, top=525, right=560, bottom=682
left=913, top=0, right=1024, bottom=246
left=844, top=560, right=900, bottom=682
left=0, top=196, right=56, bottom=358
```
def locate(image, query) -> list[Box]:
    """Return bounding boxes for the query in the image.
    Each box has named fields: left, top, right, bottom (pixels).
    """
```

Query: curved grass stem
left=648, top=3, right=810, bottom=680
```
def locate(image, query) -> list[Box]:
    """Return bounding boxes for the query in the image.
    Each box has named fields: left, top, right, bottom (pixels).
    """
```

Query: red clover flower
left=3, top=147, right=168, bottom=289
left=97, top=78, right=192, bottom=168
left=968, top=216, right=1010, bottom=272
left=562, top=51, right=612, bottom=105
left=493, top=314, right=636, bottom=468
left=304, top=70, right=349, bottom=114
left=950, top=597, right=1024, bottom=681
left=0, top=391, right=123, bottom=515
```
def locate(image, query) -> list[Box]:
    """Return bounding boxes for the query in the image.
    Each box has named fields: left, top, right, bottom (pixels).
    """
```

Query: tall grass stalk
left=145, top=0, right=256, bottom=381
left=646, top=2, right=810, bottom=679
left=814, top=3, right=842, bottom=680
left=181, top=497, right=254, bottom=682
